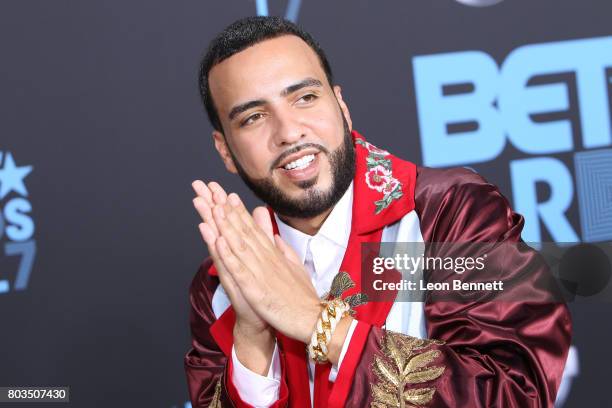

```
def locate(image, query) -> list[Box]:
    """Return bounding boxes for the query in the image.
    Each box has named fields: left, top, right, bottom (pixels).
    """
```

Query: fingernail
left=229, top=193, right=240, bottom=207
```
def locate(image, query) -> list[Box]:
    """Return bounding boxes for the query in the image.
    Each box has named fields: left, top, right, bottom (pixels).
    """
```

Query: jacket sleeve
left=184, top=258, right=289, bottom=407
left=331, top=167, right=572, bottom=408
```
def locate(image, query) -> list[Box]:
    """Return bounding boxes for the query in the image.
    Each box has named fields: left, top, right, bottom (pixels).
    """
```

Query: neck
left=277, top=205, right=335, bottom=236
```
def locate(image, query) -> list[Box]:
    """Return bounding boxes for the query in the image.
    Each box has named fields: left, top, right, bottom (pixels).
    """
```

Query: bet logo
left=0, top=151, right=36, bottom=294
left=254, top=0, right=302, bottom=22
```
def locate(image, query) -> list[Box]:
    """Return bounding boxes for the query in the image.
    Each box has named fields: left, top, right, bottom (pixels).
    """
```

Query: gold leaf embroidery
left=403, top=388, right=436, bottom=406
left=370, top=332, right=446, bottom=408
left=403, top=366, right=446, bottom=384
left=329, top=271, right=355, bottom=298
left=374, top=356, right=401, bottom=387
left=208, top=379, right=222, bottom=408
left=404, top=350, right=440, bottom=374
left=345, top=293, right=369, bottom=309
left=372, top=383, right=400, bottom=407
left=373, top=403, right=395, bottom=408
left=323, top=271, right=368, bottom=318
left=387, top=333, right=406, bottom=372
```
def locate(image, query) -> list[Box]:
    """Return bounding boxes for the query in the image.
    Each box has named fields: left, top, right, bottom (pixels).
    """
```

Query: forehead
left=208, top=35, right=328, bottom=112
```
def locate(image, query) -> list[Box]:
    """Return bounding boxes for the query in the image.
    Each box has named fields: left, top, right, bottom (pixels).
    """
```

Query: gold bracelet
left=307, top=298, right=351, bottom=363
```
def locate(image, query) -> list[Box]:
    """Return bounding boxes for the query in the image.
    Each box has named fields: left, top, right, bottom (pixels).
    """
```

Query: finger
left=213, top=240, right=264, bottom=317
left=198, top=223, right=226, bottom=273
left=192, top=180, right=214, bottom=206
left=213, top=205, right=262, bottom=267
left=227, top=193, right=274, bottom=248
left=227, top=193, right=257, bottom=230
left=198, top=222, right=216, bottom=248
left=215, top=235, right=254, bottom=283
left=208, top=181, right=228, bottom=205
left=193, top=196, right=219, bottom=237
left=198, top=223, right=229, bottom=276
left=222, top=206, right=269, bottom=268
left=273, top=234, right=301, bottom=266
left=253, top=206, right=274, bottom=244
left=217, top=264, right=244, bottom=306
left=198, top=223, right=242, bottom=301
left=223, top=202, right=277, bottom=268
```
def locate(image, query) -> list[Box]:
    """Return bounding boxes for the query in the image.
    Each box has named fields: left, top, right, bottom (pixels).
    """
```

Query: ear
left=333, top=85, right=353, bottom=131
left=212, top=130, right=238, bottom=174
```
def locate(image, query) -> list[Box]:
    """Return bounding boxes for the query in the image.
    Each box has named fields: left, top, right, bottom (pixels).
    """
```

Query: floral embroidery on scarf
left=356, top=139, right=404, bottom=214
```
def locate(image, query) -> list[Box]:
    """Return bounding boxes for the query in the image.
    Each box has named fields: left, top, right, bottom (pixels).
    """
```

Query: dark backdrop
left=1, top=1, right=610, bottom=406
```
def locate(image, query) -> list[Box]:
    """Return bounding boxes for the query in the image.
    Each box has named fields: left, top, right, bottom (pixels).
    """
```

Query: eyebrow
left=227, top=77, right=324, bottom=121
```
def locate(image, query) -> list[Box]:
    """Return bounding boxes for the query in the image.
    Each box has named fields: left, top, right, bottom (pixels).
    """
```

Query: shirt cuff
left=329, top=319, right=358, bottom=382
left=231, top=342, right=281, bottom=407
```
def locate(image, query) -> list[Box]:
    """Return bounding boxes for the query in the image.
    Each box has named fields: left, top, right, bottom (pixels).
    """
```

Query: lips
left=283, top=154, right=315, bottom=170
left=276, top=148, right=321, bottom=169
left=276, top=152, right=321, bottom=182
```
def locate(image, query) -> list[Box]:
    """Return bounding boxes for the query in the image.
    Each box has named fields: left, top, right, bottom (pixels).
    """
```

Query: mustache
left=270, top=143, right=330, bottom=171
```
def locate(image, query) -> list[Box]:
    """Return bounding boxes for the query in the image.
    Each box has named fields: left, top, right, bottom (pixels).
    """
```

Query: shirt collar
left=274, top=181, right=353, bottom=264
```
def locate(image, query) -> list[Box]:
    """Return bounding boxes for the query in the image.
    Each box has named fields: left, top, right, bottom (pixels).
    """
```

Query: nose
left=271, top=108, right=307, bottom=147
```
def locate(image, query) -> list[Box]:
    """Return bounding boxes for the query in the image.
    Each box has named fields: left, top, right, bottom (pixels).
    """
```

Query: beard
left=229, top=116, right=355, bottom=219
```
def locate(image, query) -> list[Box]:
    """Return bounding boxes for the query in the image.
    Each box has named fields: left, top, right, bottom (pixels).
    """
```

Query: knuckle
left=240, top=224, right=250, bottom=235
left=238, top=238, right=248, bottom=252
left=236, top=261, right=248, bottom=277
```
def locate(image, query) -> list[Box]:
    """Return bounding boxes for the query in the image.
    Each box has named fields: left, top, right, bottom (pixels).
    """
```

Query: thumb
left=274, top=234, right=302, bottom=266
left=253, top=206, right=274, bottom=243
left=274, top=234, right=318, bottom=297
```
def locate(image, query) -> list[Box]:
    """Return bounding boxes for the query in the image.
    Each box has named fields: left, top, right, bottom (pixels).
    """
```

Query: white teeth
left=283, top=154, right=315, bottom=170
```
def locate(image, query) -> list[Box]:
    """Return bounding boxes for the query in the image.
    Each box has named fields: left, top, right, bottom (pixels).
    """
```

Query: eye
left=241, top=112, right=264, bottom=127
left=297, top=93, right=317, bottom=104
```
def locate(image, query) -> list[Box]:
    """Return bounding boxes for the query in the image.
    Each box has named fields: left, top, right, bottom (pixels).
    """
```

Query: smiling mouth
left=282, top=153, right=316, bottom=170
left=276, top=152, right=321, bottom=183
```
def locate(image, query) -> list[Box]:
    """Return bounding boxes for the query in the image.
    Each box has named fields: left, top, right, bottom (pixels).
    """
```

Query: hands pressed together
left=191, top=180, right=351, bottom=374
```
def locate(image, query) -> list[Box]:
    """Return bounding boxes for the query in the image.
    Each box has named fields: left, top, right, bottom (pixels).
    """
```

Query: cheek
left=234, top=143, right=273, bottom=177
left=308, top=106, right=345, bottom=150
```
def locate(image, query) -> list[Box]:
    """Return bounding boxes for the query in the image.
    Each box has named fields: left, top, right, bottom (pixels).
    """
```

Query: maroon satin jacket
left=184, top=162, right=572, bottom=408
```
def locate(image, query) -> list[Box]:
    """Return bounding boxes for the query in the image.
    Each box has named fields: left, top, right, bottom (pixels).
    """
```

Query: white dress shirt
left=231, top=182, right=357, bottom=407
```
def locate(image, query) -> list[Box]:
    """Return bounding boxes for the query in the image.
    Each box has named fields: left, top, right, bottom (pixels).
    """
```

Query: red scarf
left=209, top=130, right=417, bottom=407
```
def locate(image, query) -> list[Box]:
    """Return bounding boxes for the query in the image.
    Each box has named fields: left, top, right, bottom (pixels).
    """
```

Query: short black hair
left=198, top=16, right=334, bottom=133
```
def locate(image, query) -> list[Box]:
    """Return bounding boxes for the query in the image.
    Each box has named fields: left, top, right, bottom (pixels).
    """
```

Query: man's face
left=208, top=35, right=354, bottom=218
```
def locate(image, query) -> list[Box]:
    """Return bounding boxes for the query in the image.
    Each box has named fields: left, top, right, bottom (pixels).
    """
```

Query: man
left=185, top=16, right=571, bottom=407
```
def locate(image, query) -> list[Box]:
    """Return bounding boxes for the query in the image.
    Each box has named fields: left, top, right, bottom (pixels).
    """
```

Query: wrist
left=326, top=316, right=353, bottom=365
left=234, top=319, right=272, bottom=337
left=306, top=298, right=352, bottom=363
left=300, top=302, right=325, bottom=344
left=233, top=322, right=275, bottom=376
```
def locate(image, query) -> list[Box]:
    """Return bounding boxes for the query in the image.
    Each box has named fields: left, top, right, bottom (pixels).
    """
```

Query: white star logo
left=0, top=152, right=33, bottom=199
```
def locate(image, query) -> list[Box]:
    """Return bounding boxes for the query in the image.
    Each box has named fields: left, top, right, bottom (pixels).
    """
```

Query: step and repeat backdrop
left=1, top=0, right=610, bottom=406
